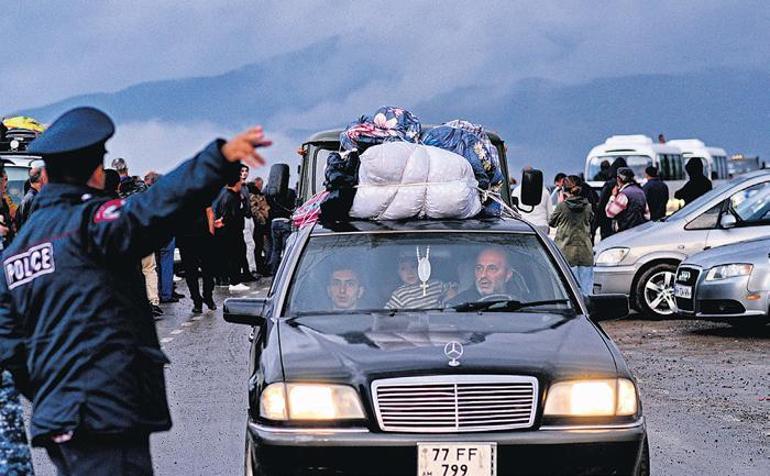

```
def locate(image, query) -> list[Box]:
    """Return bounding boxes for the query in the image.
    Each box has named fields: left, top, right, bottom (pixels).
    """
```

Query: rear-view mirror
left=223, top=298, right=267, bottom=326
left=586, top=294, right=629, bottom=322
left=519, top=169, right=544, bottom=206
left=720, top=213, right=737, bottom=229
left=264, top=163, right=290, bottom=199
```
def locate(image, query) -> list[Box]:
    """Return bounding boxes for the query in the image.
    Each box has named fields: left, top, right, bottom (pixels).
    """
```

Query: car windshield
left=664, top=175, right=751, bottom=222
left=586, top=155, right=650, bottom=181
left=284, top=231, right=573, bottom=316
left=3, top=165, right=29, bottom=205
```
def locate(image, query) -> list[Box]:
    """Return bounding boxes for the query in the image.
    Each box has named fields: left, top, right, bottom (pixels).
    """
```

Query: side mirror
left=223, top=297, right=267, bottom=326
left=265, top=163, right=290, bottom=199
left=586, top=294, right=629, bottom=322
left=720, top=213, right=737, bottom=229
left=519, top=169, right=544, bottom=206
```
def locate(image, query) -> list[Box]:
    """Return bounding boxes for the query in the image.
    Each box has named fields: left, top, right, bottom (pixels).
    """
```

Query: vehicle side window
left=685, top=203, right=723, bottom=230
left=729, top=181, right=770, bottom=225
left=313, top=149, right=333, bottom=196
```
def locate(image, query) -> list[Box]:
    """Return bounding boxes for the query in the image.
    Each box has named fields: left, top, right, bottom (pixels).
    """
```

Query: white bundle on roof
left=349, top=142, right=481, bottom=220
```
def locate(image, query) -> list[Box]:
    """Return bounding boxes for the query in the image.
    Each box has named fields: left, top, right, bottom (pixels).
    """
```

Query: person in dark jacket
left=0, top=107, right=270, bottom=476
left=597, top=157, right=627, bottom=239
left=248, top=178, right=271, bottom=276
left=642, top=166, right=669, bottom=221
left=176, top=206, right=217, bottom=313
left=675, top=158, right=712, bottom=205
left=0, top=166, right=15, bottom=249
left=549, top=175, right=594, bottom=294
left=605, top=167, right=650, bottom=232
left=213, top=177, right=249, bottom=291
left=592, top=160, right=611, bottom=181
left=16, top=162, right=48, bottom=231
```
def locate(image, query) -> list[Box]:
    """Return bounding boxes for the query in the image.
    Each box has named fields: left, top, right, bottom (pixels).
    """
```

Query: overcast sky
left=3, top=1, right=769, bottom=176
left=4, top=0, right=769, bottom=111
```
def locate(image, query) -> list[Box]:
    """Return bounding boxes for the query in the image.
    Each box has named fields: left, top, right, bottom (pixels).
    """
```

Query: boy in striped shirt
left=386, top=254, right=456, bottom=309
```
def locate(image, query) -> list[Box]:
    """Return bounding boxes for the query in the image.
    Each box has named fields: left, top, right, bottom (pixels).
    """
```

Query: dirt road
left=601, top=317, right=769, bottom=475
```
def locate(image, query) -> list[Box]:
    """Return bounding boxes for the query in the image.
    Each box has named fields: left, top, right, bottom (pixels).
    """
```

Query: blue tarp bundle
left=422, top=120, right=504, bottom=216
left=340, top=106, right=421, bottom=153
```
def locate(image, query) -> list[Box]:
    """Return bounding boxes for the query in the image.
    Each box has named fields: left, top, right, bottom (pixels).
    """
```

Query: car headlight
left=543, top=378, right=638, bottom=417
left=260, top=383, right=366, bottom=421
left=705, top=264, right=753, bottom=281
left=595, top=248, right=630, bottom=266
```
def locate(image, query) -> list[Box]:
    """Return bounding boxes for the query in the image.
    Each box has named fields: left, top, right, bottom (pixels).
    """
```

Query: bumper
left=677, top=276, right=768, bottom=319
left=248, top=420, right=647, bottom=475
left=592, top=265, right=636, bottom=295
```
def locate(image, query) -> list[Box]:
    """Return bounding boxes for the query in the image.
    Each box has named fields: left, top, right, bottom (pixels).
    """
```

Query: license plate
left=674, top=284, right=692, bottom=299
left=417, top=443, right=496, bottom=476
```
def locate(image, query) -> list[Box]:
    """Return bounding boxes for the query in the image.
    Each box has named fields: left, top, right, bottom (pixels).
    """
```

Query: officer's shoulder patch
left=93, top=198, right=125, bottom=223
left=3, top=242, right=56, bottom=290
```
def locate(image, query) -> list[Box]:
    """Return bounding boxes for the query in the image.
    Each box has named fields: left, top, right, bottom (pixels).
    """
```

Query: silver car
left=675, top=237, right=770, bottom=328
left=594, top=170, right=770, bottom=318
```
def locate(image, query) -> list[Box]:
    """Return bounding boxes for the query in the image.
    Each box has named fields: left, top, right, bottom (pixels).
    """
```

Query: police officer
left=0, top=107, right=270, bottom=475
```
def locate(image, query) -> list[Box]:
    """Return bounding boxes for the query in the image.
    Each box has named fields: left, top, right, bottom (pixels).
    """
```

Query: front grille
left=675, top=266, right=700, bottom=312
left=372, top=375, right=537, bottom=433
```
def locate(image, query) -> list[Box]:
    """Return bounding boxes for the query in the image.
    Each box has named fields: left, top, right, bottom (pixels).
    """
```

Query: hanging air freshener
left=416, top=246, right=432, bottom=296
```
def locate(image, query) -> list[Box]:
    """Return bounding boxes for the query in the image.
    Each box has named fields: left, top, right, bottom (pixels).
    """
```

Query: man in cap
left=0, top=106, right=270, bottom=475
left=605, top=166, right=650, bottom=232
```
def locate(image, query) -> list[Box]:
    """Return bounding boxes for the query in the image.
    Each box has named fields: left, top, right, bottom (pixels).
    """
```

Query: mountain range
left=16, top=38, right=769, bottom=180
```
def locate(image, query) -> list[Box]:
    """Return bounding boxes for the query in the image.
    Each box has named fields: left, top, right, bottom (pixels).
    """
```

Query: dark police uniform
left=0, top=108, right=240, bottom=475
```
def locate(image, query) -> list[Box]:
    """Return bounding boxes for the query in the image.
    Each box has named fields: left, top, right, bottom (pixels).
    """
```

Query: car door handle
left=703, top=246, right=711, bottom=250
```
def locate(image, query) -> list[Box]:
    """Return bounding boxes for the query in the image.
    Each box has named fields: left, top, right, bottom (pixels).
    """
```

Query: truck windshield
left=3, top=165, right=29, bottom=205
left=284, top=232, right=573, bottom=315
left=586, top=155, right=650, bottom=181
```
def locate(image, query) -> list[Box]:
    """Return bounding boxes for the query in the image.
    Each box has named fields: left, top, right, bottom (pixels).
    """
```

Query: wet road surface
left=29, top=281, right=769, bottom=475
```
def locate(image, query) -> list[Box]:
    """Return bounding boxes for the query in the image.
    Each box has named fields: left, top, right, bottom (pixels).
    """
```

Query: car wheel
left=635, top=436, right=651, bottom=476
left=636, top=263, right=678, bottom=318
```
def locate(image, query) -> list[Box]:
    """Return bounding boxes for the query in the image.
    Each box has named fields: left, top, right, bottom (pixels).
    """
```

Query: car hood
left=683, top=237, right=770, bottom=268
left=278, top=313, right=618, bottom=385
left=594, top=220, right=661, bottom=251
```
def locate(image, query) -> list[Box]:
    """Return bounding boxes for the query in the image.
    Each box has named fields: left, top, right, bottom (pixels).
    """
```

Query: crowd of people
left=513, top=156, right=713, bottom=294
left=1, top=154, right=296, bottom=318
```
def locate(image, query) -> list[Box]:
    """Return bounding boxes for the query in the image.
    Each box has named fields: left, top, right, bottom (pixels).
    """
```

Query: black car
left=224, top=218, right=649, bottom=476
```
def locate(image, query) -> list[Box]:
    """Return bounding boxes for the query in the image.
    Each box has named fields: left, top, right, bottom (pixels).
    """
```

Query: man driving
left=451, top=246, right=514, bottom=303
left=327, top=265, right=365, bottom=311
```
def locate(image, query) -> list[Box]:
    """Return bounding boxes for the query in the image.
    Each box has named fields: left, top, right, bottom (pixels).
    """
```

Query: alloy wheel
left=643, top=270, right=677, bottom=316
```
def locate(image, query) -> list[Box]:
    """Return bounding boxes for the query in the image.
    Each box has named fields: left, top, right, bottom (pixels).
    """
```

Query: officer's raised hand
left=222, top=126, right=272, bottom=169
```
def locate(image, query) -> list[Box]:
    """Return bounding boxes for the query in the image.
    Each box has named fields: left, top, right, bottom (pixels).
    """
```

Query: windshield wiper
left=451, top=299, right=570, bottom=313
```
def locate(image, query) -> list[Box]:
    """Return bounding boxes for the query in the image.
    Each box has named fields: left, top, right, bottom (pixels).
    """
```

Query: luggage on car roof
left=349, top=142, right=481, bottom=220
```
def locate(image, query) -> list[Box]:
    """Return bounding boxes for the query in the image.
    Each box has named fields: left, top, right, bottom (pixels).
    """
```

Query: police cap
left=28, top=107, right=114, bottom=156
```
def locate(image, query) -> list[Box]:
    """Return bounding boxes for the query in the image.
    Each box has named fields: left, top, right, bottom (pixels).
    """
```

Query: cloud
left=105, top=120, right=299, bottom=182
left=2, top=0, right=769, bottom=113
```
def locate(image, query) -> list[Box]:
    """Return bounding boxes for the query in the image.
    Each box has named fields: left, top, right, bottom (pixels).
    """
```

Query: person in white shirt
left=511, top=166, right=553, bottom=234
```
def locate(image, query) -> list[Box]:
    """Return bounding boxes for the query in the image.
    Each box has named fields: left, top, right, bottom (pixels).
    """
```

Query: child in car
left=386, top=251, right=457, bottom=309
